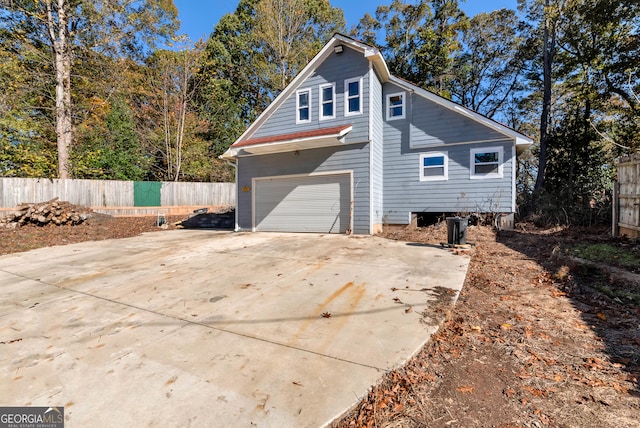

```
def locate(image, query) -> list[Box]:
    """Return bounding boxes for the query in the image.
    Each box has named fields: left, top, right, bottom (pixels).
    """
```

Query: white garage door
left=254, top=173, right=351, bottom=233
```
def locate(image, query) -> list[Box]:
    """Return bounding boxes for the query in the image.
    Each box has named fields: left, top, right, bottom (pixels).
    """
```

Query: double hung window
left=319, top=83, right=335, bottom=120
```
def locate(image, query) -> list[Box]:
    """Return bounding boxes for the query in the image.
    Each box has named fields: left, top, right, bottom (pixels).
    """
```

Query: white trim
left=251, top=170, right=354, bottom=232
left=512, top=145, right=517, bottom=212
left=295, top=88, right=312, bottom=124
left=319, top=83, right=336, bottom=120
left=470, top=146, right=504, bottom=179
left=344, top=77, right=363, bottom=116
left=386, top=91, right=405, bottom=121
left=419, top=152, right=448, bottom=182
left=368, top=64, right=374, bottom=234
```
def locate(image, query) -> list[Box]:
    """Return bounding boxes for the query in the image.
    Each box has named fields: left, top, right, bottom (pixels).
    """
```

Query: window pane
left=298, top=92, right=308, bottom=107
left=475, top=152, right=499, bottom=163
left=423, top=167, right=444, bottom=177
left=323, top=103, right=333, bottom=117
left=423, top=156, right=444, bottom=167
left=299, top=107, right=309, bottom=121
left=322, top=87, right=333, bottom=101
left=475, top=164, right=499, bottom=174
left=390, top=95, right=402, bottom=106
left=348, top=97, right=360, bottom=112
left=348, top=81, right=359, bottom=97
left=391, top=106, right=403, bottom=117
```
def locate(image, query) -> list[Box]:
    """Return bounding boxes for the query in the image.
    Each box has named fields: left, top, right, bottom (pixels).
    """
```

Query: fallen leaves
left=523, top=386, right=547, bottom=397
left=455, top=386, right=474, bottom=394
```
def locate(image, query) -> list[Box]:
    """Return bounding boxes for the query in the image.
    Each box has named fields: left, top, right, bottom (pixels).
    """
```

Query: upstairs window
left=386, top=92, right=405, bottom=120
left=420, top=153, right=448, bottom=181
left=319, top=83, right=335, bottom=120
left=345, top=77, right=362, bottom=116
left=296, top=89, right=311, bottom=124
left=470, top=147, right=503, bottom=179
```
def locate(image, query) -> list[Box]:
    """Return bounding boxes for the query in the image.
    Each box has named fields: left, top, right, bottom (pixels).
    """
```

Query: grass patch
left=570, top=243, right=640, bottom=270
left=592, top=282, right=640, bottom=306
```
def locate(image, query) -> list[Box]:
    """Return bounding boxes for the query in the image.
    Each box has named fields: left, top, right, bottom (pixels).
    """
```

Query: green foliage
left=450, top=9, right=528, bottom=120
left=0, top=0, right=179, bottom=179
left=196, top=0, right=345, bottom=170
left=571, top=243, right=640, bottom=270
left=0, top=137, right=57, bottom=178
left=254, top=0, right=345, bottom=91
left=515, top=0, right=640, bottom=223
left=72, top=98, right=151, bottom=180
left=351, top=0, right=467, bottom=96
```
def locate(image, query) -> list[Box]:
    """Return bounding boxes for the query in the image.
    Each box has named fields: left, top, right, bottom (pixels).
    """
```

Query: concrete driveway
left=0, top=231, right=470, bottom=427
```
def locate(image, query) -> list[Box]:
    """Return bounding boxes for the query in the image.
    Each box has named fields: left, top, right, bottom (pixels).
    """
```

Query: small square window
left=296, top=89, right=311, bottom=124
left=420, top=153, right=448, bottom=181
left=470, top=147, right=503, bottom=179
left=386, top=92, right=405, bottom=120
left=319, top=83, right=335, bottom=120
left=345, top=77, right=362, bottom=116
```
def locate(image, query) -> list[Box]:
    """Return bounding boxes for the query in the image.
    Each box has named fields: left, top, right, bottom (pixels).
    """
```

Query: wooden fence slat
left=615, top=156, right=640, bottom=238
left=0, top=178, right=236, bottom=217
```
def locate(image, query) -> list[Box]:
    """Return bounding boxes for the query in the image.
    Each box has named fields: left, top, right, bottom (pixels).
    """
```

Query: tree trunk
left=47, top=0, right=74, bottom=179
left=534, top=0, right=555, bottom=194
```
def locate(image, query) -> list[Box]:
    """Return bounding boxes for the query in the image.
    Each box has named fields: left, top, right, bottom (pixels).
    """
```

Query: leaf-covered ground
left=0, top=214, right=183, bottom=256
left=333, top=224, right=640, bottom=427
left=1, top=215, right=639, bottom=427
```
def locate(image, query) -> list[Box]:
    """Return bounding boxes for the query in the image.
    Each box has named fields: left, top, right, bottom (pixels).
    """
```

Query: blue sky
left=173, top=0, right=519, bottom=43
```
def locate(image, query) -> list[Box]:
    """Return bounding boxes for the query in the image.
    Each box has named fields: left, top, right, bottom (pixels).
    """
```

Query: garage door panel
left=255, top=174, right=350, bottom=233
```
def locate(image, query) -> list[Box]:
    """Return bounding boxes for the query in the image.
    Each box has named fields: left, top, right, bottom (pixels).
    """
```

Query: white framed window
left=296, top=88, right=311, bottom=124
left=319, top=83, right=335, bottom=120
left=470, top=146, right=503, bottom=179
left=420, top=152, right=448, bottom=181
left=386, top=92, right=405, bottom=120
left=344, top=77, right=362, bottom=116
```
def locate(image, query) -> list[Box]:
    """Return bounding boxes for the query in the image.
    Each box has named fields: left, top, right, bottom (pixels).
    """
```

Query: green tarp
left=133, top=181, right=161, bottom=207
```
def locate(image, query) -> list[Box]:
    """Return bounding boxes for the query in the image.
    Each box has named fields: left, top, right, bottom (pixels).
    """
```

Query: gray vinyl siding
left=236, top=143, right=371, bottom=234
left=369, top=69, right=384, bottom=227
left=409, top=92, right=505, bottom=146
left=250, top=46, right=371, bottom=144
left=381, top=82, right=515, bottom=224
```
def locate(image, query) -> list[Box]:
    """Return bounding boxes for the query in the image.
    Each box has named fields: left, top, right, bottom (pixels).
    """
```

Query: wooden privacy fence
left=614, top=154, right=640, bottom=237
left=0, top=178, right=236, bottom=217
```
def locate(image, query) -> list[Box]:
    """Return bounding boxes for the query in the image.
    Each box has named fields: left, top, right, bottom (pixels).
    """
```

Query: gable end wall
left=250, top=46, right=371, bottom=145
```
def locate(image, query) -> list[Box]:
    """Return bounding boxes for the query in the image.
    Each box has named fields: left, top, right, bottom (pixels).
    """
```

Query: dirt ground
left=1, top=214, right=639, bottom=427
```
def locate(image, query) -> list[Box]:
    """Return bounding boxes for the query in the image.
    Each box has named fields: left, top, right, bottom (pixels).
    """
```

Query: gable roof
left=221, top=33, right=532, bottom=160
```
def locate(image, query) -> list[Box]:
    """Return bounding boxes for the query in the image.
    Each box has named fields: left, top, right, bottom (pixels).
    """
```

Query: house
left=221, top=34, right=532, bottom=234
